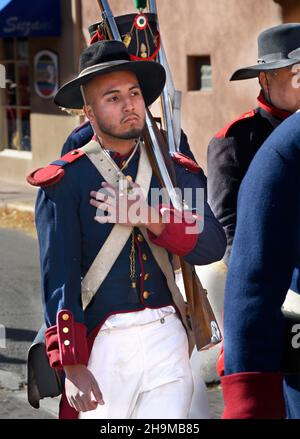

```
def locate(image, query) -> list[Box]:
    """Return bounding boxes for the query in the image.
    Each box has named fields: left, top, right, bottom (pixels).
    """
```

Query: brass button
left=142, top=253, right=147, bottom=261
left=71, top=150, right=79, bottom=155
left=143, top=291, right=150, bottom=300
left=63, top=327, right=69, bottom=334
left=144, top=273, right=150, bottom=281
left=137, top=234, right=144, bottom=242
left=64, top=340, right=70, bottom=346
left=126, top=175, right=133, bottom=183
left=62, top=313, right=69, bottom=321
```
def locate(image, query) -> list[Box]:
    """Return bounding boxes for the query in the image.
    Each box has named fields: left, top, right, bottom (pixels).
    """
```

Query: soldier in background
left=207, top=23, right=300, bottom=264
left=196, top=23, right=300, bottom=396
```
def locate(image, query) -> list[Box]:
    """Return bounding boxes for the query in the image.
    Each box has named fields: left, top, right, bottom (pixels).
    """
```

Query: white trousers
left=80, top=313, right=194, bottom=419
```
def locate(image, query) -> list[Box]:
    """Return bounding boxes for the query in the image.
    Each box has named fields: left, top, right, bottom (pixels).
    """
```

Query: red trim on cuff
left=221, top=371, right=286, bottom=419
left=173, top=152, right=201, bottom=173
left=45, top=310, right=89, bottom=369
left=147, top=205, right=199, bottom=256
left=45, top=325, right=62, bottom=369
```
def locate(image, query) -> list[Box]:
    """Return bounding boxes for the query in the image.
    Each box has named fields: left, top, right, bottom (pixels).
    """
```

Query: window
left=187, top=55, right=212, bottom=91
left=0, top=37, right=31, bottom=151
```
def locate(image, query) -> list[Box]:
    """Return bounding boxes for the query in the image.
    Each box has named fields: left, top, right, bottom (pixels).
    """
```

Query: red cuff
left=147, top=205, right=199, bottom=256
left=221, top=371, right=286, bottom=419
left=45, top=310, right=89, bottom=369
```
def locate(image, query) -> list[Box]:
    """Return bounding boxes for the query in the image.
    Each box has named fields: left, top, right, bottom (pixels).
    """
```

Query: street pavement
left=0, top=228, right=42, bottom=381
left=0, top=180, right=224, bottom=419
left=0, top=388, right=57, bottom=419
left=0, top=385, right=223, bottom=419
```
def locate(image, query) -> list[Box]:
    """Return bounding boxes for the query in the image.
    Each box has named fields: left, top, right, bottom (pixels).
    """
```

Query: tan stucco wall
left=31, top=114, right=80, bottom=167
left=3, top=0, right=300, bottom=184
left=0, top=113, right=78, bottom=184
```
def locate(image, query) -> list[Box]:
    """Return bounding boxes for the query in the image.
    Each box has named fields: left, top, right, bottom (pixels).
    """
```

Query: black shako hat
left=230, top=23, right=300, bottom=81
left=54, top=40, right=166, bottom=109
left=88, top=14, right=160, bottom=61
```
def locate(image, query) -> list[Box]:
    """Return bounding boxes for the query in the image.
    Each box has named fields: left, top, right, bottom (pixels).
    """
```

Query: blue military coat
left=31, top=127, right=226, bottom=369
left=222, top=111, right=300, bottom=418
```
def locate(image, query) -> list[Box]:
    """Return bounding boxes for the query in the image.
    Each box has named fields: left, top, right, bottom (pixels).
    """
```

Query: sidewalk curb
left=5, top=202, right=34, bottom=213
left=0, top=202, right=34, bottom=214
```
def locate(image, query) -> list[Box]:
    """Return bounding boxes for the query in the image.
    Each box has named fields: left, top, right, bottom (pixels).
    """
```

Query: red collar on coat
left=257, top=91, right=291, bottom=121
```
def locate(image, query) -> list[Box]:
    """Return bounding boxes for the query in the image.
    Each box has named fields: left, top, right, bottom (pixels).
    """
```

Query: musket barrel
left=94, top=0, right=222, bottom=351
left=97, top=0, right=121, bottom=40
left=147, top=0, right=179, bottom=153
left=96, top=0, right=181, bottom=209
left=145, top=111, right=182, bottom=210
left=147, top=0, right=158, bottom=16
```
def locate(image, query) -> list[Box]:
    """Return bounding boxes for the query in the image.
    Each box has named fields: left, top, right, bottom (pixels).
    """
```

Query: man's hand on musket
left=90, top=181, right=166, bottom=236
left=64, top=364, right=104, bottom=412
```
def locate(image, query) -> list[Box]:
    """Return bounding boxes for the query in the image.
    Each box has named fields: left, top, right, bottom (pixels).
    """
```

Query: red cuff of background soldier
left=147, top=204, right=199, bottom=256
left=216, top=345, right=224, bottom=377
left=221, top=371, right=286, bottom=419
left=45, top=310, right=89, bottom=369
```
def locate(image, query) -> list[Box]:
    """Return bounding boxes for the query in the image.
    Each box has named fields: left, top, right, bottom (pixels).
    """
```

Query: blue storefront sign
left=0, top=0, right=61, bottom=37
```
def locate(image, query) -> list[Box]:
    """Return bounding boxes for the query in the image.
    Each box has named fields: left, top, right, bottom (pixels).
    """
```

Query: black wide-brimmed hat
left=288, top=46, right=300, bottom=61
left=230, top=23, right=300, bottom=81
left=54, top=40, right=166, bottom=109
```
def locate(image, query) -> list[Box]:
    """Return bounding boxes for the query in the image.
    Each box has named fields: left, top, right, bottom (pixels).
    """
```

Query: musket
left=95, top=0, right=222, bottom=350
left=147, top=0, right=181, bottom=153
left=144, top=0, right=222, bottom=350
left=96, top=0, right=183, bottom=210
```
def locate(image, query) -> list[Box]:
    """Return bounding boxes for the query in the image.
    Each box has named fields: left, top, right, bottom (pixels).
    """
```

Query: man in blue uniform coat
left=221, top=89, right=300, bottom=416
left=27, top=40, right=226, bottom=419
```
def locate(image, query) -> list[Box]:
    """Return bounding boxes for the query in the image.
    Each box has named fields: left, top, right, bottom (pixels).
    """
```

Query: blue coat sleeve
left=35, top=178, right=83, bottom=328
left=35, top=174, right=89, bottom=368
